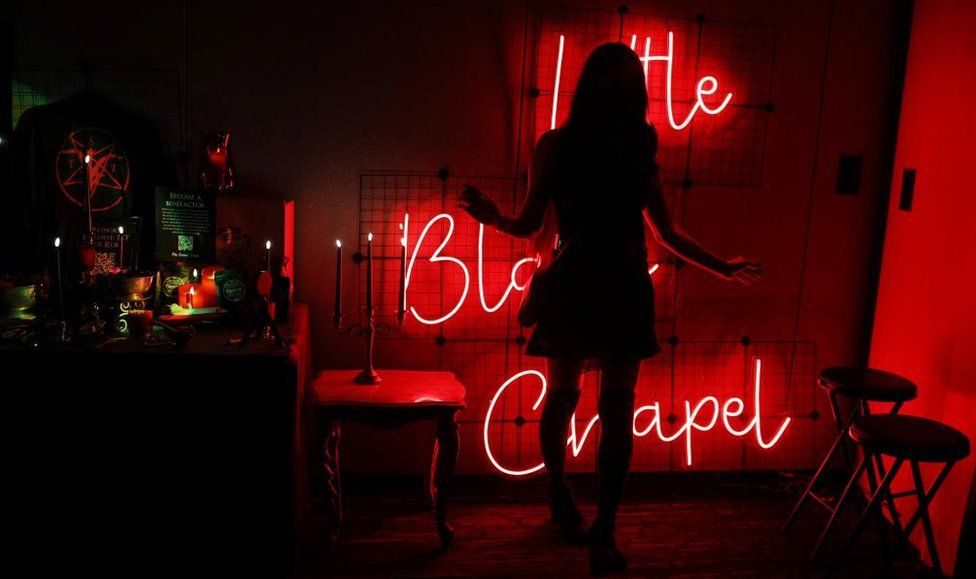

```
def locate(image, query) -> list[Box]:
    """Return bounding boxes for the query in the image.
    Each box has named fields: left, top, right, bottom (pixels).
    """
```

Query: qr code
left=177, top=235, right=194, bottom=252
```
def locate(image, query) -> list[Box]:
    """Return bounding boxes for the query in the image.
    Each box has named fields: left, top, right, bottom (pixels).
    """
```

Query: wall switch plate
left=899, top=168, right=916, bottom=211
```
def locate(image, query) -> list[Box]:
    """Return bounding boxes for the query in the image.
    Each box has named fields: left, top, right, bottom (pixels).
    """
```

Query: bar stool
left=784, top=367, right=917, bottom=535
left=824, top=415, right=970, bottom=576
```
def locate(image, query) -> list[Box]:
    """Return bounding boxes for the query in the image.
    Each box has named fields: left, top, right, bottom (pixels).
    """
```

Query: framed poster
left=155, top=187, right=215, bottom=262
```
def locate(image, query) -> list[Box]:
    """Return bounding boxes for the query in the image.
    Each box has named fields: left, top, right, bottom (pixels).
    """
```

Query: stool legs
left=911, top=461, right=942, bottom=575
left=828, top=458, right=956, bottom=577
left=864, top=401, right=908, bottom=540
left=783, top=393, right=859, bottom=532
left=786, top=393, right=910, bottom=539
left=811, top=454, right=883, bottom=559
left=825, top=454, right=903, bottom=570
left=885, top=460, right=956, bottom=577
left=859, top=444, right=893, bottom=560
left=783, top=405, right=854, bottom=531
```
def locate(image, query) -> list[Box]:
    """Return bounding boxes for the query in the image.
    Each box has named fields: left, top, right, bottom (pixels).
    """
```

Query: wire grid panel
left=357, top=172, right=530, bottom=342
left=353, top=173, right=819, bottom=474
left=532, top=5, right=775, bottom=187
left=12, top=68, right=184, bottom=169
left=475, top=340, right=818, bottom=476
left=358, top=171, right=677, bottom=340
left=628, top=340, right=819, bottom=472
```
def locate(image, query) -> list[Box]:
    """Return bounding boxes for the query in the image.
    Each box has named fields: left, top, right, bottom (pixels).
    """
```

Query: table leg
left=431, top=411, right=458, bottom=549
left=323, top=420, right=342, bottom=551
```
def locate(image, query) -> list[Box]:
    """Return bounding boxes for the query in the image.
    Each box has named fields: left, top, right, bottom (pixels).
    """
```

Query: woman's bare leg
left=542, top=357, right=585, bottom=534
left=591, top=359, right=640, bottom=570
left=541, top=357, right=584, bottom=487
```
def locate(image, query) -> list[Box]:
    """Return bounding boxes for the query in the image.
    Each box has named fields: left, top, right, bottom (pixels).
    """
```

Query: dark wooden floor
left=303, top=472, right=933, bottom=578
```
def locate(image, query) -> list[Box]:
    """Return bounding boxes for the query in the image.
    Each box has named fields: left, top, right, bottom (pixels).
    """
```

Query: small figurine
left=199, top=130, right=236, bottom=193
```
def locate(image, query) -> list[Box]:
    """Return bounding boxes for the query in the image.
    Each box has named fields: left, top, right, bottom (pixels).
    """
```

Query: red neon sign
left=402, top=213, right=658, bottom=324
left=549, top=31, right=734, bottom=131
left=483, top=358, right=791, bottom=477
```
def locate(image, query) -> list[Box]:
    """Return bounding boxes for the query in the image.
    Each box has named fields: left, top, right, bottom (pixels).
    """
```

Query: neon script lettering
left=550, top=32, right=733, bottom=131
left=402, top=213, right=658, bottom=325
left=404, top=213, right=535, bottom=324
left=484, top=359, right=791, bottom=476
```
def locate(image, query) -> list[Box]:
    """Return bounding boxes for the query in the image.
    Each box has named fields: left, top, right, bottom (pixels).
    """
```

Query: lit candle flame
left=54, top=237, right=61, bottom=248
left=84, top=154, right=91, bottom=164
left=118, top=225, right=124, bottom=235
left=367, top=232, right=373, bottom=242
left=265, top=240, right=271, bottom=250
left=336, top=239, right=342, bottom=248
left=193, top=268, right=198, bottom=278
left=189, top=286, right=195, bottom=295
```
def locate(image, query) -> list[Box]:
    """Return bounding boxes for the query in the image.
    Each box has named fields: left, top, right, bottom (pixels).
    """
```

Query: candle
left=117, top=225, right=125, bottom=271
left=54, top=237, right=63, bottom=314
left=84, top=153, right=93, bottom=235
left=200, top=266, right=221, bottom=307
left=177, top=282, right=205, bottom=310
left=398, top=220, right=407, bottom=323
left=265, top=240, right=272, bottom=273
left=365, top=232, right=373, bottom=316
left=333, top=239, right=342, bottom=325
left=192, top=268, right=199, bottom=282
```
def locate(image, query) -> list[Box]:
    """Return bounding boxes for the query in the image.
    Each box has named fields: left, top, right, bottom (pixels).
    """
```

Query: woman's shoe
left=588, top=546, right=628, bottom=577
left=588, top=520, right=628, bottom=576
left=549, top=484, right=587, bottom=544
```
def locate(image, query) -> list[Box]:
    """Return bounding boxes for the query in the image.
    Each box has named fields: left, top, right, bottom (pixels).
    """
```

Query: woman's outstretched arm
left=459, top=131, right=556, bottom=238
left=644, top=171, right=762, bottom=284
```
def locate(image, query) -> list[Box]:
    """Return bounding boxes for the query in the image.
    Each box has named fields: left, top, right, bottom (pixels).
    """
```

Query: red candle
left=200, top=266, right=221, bottom=307
left=398, top=229, right=406, bottom=322
left=54, top=237, right=63, bottom=313
left=365, top=233, right=373, bottom=315
left=177, top=282, right=202, bottom=310
left=333, top=240, right=342, bottom=325
left=117, top=226, right=126, bottom=271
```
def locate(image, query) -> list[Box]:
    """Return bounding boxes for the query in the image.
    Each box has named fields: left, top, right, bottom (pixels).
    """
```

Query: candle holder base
left=55, top=319, right=72, bottom=343
left=353, top=367, right=382, bottom=385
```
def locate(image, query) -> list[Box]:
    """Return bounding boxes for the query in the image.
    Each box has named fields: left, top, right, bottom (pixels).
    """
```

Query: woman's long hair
left=566, top=42, right=650, bottom=137
left=532, top=43, right=655, bottom=258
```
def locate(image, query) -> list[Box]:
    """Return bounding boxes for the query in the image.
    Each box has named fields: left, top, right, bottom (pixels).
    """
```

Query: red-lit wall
left=7, top=1, right=910, bottom=474
left=869, top=0, right=976, bottom=572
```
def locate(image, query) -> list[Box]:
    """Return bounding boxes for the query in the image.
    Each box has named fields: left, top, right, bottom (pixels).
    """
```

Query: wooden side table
left=311, top=369, right=466, bottom=550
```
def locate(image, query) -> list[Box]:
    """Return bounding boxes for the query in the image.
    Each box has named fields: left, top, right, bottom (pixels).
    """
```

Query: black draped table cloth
left=2, top=304, right=311, bottom=576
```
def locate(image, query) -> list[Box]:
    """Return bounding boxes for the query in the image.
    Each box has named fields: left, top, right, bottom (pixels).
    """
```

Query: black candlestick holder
left=334, top=308, right=401, bottom=385
left=354, top=317, right=382, bottom=385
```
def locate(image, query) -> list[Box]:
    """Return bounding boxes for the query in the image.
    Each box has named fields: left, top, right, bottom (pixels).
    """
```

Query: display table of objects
left=311, top=369, right=466, bottom=550
left=0, top=303, right=311, bottom=576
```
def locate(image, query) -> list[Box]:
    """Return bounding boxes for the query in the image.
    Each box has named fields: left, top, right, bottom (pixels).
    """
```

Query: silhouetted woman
left=460, top=43, right=762, bottom=575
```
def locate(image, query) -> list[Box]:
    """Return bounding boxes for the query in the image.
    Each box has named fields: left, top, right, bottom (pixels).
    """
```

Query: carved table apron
left=311, top=369, right=466, bottom=550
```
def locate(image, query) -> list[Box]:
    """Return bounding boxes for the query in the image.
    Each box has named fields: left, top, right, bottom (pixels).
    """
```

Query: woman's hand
left=723, top=257, right=764, bottom=285
left=458, top=184, right=502, bottom=227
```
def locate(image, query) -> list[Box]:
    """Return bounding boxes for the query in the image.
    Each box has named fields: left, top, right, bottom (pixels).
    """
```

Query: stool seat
left=849, top=415, right=971, bottom=462
left=818, top=367, right=917, bottom=402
